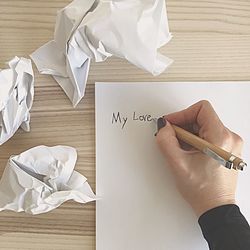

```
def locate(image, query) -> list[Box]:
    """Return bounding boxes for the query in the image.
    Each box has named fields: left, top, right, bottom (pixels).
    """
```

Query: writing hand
left=156, top=100, right=243, bottom=216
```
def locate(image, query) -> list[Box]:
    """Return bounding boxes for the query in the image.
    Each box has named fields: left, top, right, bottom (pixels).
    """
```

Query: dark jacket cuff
left=198, top=204, right=249, bottom=242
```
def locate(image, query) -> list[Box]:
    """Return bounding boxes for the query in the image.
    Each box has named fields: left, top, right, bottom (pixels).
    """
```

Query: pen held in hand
left=155, top=117, right=247, bottom=171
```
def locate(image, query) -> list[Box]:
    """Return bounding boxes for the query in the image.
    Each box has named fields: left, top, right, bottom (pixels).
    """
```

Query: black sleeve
left=198, top=204, right=250, bottom=250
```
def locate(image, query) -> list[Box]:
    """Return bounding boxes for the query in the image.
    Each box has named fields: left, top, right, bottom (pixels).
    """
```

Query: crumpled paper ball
left=31, top=0, right=172, bottom=107
left=0, top=57, right=34, bottom=145
left=0, top=145, right=96, bottom=214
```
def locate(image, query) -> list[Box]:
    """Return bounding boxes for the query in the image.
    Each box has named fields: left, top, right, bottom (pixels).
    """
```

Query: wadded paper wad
left=31, top=0, right=172, bottom=107
left=0, top=57, right=34, bottom=145
left=0, top=145, right=96, bottom=214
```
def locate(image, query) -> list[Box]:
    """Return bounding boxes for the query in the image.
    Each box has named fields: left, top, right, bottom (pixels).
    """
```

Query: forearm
left=199, top=204, right=250, bottom=250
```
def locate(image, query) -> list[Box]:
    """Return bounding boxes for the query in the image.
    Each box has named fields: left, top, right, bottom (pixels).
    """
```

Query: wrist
left=192, top=197, right=236, bottom=217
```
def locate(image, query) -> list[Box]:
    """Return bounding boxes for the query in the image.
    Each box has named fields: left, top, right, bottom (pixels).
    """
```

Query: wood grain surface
left=0, top=0, right=250, bottom=249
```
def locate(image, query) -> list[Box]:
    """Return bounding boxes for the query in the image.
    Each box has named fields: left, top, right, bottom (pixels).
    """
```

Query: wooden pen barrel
left=172, top=125, right=245, bottom=170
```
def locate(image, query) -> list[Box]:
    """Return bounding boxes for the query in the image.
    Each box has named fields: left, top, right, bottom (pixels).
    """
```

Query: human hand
left=156, top=100, right=243, bottom=217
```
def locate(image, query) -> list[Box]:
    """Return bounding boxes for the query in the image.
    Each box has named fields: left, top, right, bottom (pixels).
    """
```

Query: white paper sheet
left=96, top=82, right=250, bottom=250
left=0, top=57, right=34, bottom=145
left=0, top=145, right=96, bottom=215
left=31, top=0, right=172, bottom=107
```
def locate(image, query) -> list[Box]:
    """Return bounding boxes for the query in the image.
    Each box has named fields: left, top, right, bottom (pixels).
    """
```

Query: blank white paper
left=96, top=82, right=250, bottom=250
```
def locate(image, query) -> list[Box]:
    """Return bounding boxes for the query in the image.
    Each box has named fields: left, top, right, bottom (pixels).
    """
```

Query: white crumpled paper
left=0, top=145, right=96, bottom=214
left=0, top=57, right=34, bottom=145
left=31, top=0, right=172, bottom=107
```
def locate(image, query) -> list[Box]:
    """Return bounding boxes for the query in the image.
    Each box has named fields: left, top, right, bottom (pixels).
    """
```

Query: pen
left=155, top=118, right=247, bottom=171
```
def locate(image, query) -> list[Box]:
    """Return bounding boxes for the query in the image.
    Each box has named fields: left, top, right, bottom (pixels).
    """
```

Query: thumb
left=156, top=119, right=186, bottom=170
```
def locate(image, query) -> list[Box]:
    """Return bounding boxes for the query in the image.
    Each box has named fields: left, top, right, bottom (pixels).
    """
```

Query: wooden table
left=0, top=0, right=250, bottom=249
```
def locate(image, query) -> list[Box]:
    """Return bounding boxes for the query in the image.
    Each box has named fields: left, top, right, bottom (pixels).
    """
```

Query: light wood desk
left=0, top=0, right=250, bottom=249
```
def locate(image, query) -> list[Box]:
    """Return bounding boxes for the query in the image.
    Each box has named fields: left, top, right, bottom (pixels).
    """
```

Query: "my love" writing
left=111, top=112, right=154, bottom=129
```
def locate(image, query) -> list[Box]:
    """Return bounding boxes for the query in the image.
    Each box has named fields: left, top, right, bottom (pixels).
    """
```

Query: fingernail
left=157, top=117, right=167, bottom=132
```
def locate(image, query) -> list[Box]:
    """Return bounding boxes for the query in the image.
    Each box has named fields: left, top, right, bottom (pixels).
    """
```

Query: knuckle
left=222, top=129, right=232, bottom=142
left=220, top=129, right=244, bottom=149
left=233, top=133, right=244, bottom=145
left=215, top=129, right=233, bottom=148
left=199, top=100, right=212, bottom=108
